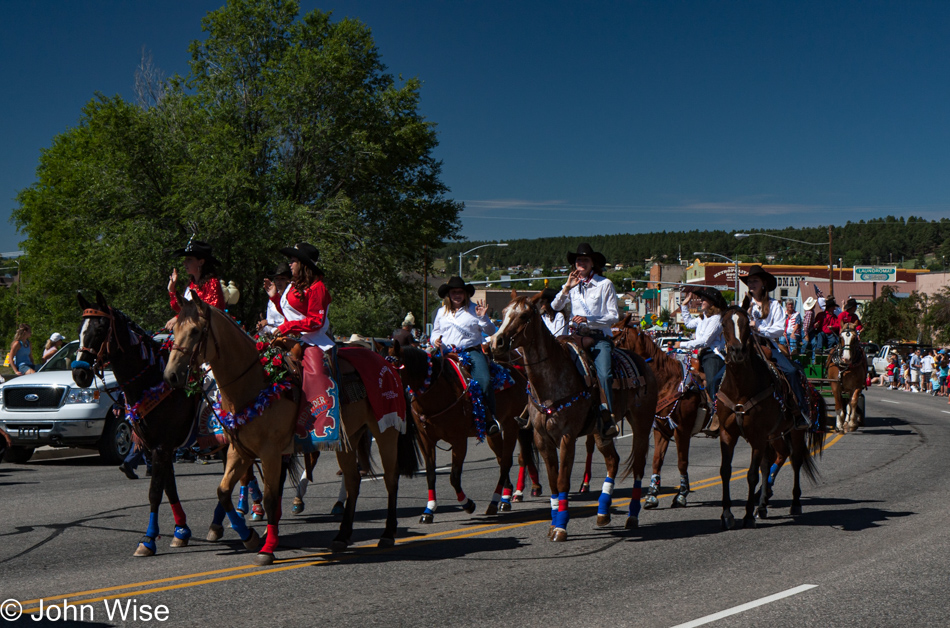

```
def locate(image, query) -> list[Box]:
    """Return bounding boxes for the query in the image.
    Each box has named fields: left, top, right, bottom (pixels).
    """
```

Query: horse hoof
left=790, top=504, right=803, bottom=516
left=133, top=543, right=155, bottom=557
left=531, top=486, right=543, bottom=497
left=253, top=552, right=275, bottom=566
left=377, top=537, right=395, bottom=548
left=721, top=514, right=735, bottom=530
left=596, top=514, right=611, bottom=527
left=742, top=516, right=757, bottom=529
left=170, top=536, right=189, bottom=548
left=512, top=492, right=524, bottom=503
left=207, top=524, right=224, bottom=542
left=331, top=539, right=351, bottom=552
left=485, top=503, right=498, bottom=516
left=499, top=501, right=512, bottom=512
left=579, top=483, right=590, bottom=495
left=548, top=525, right=556, bottom=539
left=419, top=512, right=434, bottom=524
left=756, top=507, right=768, bottom=520
left=292, top=500, right=305, bottom=515
left=672, top=494, right=687, bottom=509
left=330, top=501, right=345, bottom=516
left=463, top=500, right=477, bottom=515
left=242, top=528, right=261, bottom=552
left=643, top=496, right=659, bottom=510
left=551, top=528, right=567, bottom=542
left=624, top=516, right=638, bottom=530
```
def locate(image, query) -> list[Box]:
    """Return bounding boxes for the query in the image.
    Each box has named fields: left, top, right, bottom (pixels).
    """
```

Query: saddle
left=557, top=336, right=644, bottom=392
left=750, top=339, right=816, bottom=428
left=268, top=337, right=366, bottom=404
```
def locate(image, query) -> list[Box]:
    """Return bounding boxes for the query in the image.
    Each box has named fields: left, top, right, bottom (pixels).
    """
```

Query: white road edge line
left=668, top=584, right=818, bottom=628
left=880, top=399, right=900, bottom=404
left=941, top=411, right=950, bottom=415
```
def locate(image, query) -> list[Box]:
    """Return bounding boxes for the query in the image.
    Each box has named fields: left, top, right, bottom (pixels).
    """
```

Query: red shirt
left=819, top=311, right=841, bottom=335
left=837, top=311, right=863, bottom=332
left=170, top=276, right=226, bottom=312
left=272, top=279, right=331, bottom=336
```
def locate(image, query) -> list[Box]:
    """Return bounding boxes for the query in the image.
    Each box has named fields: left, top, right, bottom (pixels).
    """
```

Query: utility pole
left=828, top=225, right=834, bottom=298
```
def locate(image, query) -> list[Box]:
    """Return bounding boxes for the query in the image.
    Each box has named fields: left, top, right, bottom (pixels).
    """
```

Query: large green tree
left=12, top=0, right=459, bottom=338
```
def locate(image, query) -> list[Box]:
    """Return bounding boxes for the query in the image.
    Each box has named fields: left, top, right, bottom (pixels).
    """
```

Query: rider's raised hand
left=263, top=277, right=277, bottom=299
left=167, top=268, right=179, bottom=293
left=475, top=300, right=489, bottom=318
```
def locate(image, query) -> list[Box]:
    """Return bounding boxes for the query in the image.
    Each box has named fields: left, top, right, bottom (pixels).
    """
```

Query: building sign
left=853, top=266, right=897, bottom=282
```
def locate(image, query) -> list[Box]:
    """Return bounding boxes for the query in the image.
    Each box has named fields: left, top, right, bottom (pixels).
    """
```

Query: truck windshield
left=39, top=341, right=81, bottom=372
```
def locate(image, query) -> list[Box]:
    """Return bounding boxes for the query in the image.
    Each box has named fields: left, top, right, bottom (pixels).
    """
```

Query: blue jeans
left=772, top=346, right=808, bottom=419
left=701, top=353, right=725, bottom=398
left=590, top=338, right=614, bottom=414
left=465, top=348, right=496, bottom=419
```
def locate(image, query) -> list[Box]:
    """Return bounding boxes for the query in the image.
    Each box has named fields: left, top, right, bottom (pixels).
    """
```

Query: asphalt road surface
left=1, top=387, right=946, bottom=627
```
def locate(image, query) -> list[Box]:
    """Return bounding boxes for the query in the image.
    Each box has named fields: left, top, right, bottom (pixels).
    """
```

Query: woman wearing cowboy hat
left=811, top=297, right=841, bottom=357
left=430, top=276, right=501, bottom=435
left=743, top=266, right=810, bottom=428
left=258, top=262, right=293, bottom=335
left=539, top=287, right=568, bottom=337
left=266, top=243, right=334, bottom=350
left=166, top=238, right=226, bottom=330
left=552, top=243, right=620, bottom=438
left=837, top=298, right=863, bottom=334
left=678, top=287, right=727, bottom=406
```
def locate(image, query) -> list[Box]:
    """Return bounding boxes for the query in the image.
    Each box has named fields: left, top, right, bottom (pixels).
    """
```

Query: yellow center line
left=19, top=431, right=845, bottom=608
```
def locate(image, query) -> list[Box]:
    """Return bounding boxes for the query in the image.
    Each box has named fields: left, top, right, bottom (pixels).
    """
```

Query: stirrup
left=599, top=410, right=619, bottom=439
left=486, top=417, right=502, bottom=436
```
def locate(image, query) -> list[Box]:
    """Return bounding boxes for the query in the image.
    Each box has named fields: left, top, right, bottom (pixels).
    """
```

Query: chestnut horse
left=613, top=315, right=706, bottom=509
left=392, top=344, right=531, bottom=521
left=717, top=305, right=827, bottom=529
left=164, top=296, right=417, bottom=564
left=827, top=323, right=866, bottom=433
left=491, top=294, right=658, bottom=541
left=73, top=291, right=203, bottom=557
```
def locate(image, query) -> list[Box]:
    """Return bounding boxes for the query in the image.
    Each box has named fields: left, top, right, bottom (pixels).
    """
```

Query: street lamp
left=459, top=242, right=508, bottom=278
left=694, top=251, right=740, bottom=304
left=735, top=228, right=835, bottom=296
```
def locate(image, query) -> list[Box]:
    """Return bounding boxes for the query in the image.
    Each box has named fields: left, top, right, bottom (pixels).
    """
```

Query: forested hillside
left=438, top=216, right=950, bottom=273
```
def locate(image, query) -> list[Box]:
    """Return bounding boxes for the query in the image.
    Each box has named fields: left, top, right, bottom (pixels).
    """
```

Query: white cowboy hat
left=402, top=312, right=416, bottom=326
left=803, top=297, right=817, bottom=311
left=347, top=333, right=366, bottom=342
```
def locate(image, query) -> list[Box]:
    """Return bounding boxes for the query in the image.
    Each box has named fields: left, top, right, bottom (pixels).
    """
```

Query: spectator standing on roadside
left=9, top=323, right=36, bottom=376
left=42, top=333, right=66, bottom=363
left=909, top=349, right=922, bottom=392
left=886, top=355, right=898, bottom=389
left=939, top=357, right=949, bottom=397
left=921, top=349, right=936, bottom=393
left=783, top=300, right=802, bottom=355
left=801, top=297, right=818, bottom=359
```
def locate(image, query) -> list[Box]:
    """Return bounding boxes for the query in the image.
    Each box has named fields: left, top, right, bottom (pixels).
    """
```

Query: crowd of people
left=874, top=348, right=950, bottom=397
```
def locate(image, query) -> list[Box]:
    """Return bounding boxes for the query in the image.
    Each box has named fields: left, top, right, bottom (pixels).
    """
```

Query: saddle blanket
left=338, top=347, right=406, bottom=434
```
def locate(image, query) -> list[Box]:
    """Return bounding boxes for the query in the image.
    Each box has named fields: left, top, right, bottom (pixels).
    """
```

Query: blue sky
left=2, top=1, right=949, bottom=254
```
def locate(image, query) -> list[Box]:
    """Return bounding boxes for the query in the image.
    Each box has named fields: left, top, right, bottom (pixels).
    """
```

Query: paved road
left=1, top=387, right=947, bottom=627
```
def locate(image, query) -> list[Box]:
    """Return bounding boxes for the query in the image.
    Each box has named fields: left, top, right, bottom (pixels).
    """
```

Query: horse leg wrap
left=212, top=503, right=226, bottom=527
left=226, top=509, right=252, bottom=542
left=145, top=512, right=159, bottom=539
left=528, top=466, right=540, bottom=486
left=555, top=492, right=569, bottom=529
left=456, top=491, right=470, bottom=507
left=296, top=475, right=310, bottom=500
left=237, top=486, right=249, bottom=514
left=629, top=480, right=643, bottom=518
left=248, top=477, right=262, bottom=503
left=260, top=524, right=279, bottom=554
left=174, top=525, right=192, bottom=541
left=649, top=474, right=661, bottom=495
left=598, top=477, right=615, bottom=516
left=501, top=486, right=513, bottom=506
left=170, top=502, right=187, bottom=527
left=424, top=489, right=437, bottom=515
left=768, top=463, right=780, bottom=486
left=550, top=495, right=559, bottom=525
left=491, top=483, right=503, bottom=506
left=516, top=466, right=527, bottom=492
left=679, top=474, right=690, bottom=494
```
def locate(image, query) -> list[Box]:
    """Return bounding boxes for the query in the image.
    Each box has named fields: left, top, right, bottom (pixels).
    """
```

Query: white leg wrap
left=337, top=480, right=347, bottom=503
left=602, top=481, right=615, bottom=495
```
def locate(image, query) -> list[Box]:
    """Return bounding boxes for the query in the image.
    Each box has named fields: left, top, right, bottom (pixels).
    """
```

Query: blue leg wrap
left=174, top=525, right=192, bottom=541
left=629, top=479, right=643, bottom=517
left=248, top=478, right=262, bottom=502
left=226, top=509, right=251, bottom=541
left=145, top=512, right=159, bottom=539
left=597, top=477, right=614, bottom=515
left=237, top=486, right=249, bottom=514
left=500, top=495, right=512, bottom=505
left=768, top=463, right=780, bottom=486
left=555, top=492, right=569, bottom=529
left=212, top=503, right=226, bottom=526
left=423, top=507, right=434, bottom=515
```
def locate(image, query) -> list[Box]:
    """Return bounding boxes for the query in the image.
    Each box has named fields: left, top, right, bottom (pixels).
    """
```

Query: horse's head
left=73, top=290, right=116, bottom=388
left=721, top=306, right=752, bottom=364
left=163, top=295, right=210, bottom=389
left=490, top=294, right=542, bottom=353
left=613, top=313, right=645, bottom=353
left=838, top=323, right=860, bottom=364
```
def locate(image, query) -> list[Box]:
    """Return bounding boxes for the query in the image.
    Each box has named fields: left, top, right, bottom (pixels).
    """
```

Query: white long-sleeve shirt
left=551, top=274, right=619, bottom=335
left=261, top=284, right=290, bottom=335
left=680, top=304, right=701, bottom=331
left=542, top=312, right=568, bottom=337
left=680, top=305, right=725, bottom=354
left=431, top=302, right=497, bottom=350
left=751, top=298, right=787, bottom=348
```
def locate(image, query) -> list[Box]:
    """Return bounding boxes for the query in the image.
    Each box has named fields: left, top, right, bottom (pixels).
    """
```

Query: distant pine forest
left=437, top=216, right=950, bottom=278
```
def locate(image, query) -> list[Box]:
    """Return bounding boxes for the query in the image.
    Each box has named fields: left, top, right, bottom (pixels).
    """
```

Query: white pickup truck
left=870, top=343, right=933, bottom=377
left=0, top=341, right=129, bottom=464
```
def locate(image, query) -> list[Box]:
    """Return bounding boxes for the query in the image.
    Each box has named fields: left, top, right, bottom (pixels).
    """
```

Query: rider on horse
left=166, top=238, right=226, bottom=330
left=539, top=288, right=568, bottom=337
left=678, top=286, right=727, bottom=432
left=258, top=262, right=292, bottom=335
left=551, top=243, right=620, bottom=439
left=430, top=276, right=501, bottom=436
left=743, top=265, right=811, bottom=429
left=838, top=298, right=863, bottom=333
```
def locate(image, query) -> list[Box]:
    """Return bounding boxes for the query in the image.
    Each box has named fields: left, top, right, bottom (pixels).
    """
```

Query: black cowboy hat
left=824, top=296, right=838, bottom=309
left=844, top=298, right=858, bottom=310
left=739, top=265, right=777, bottom=292
left=694, top=287, right=728, bottom=310
left=567, top=243, right=607, bottom=269
left=437, top=276, right=475, bottom=299
left=173, top=239, right=219, bottom=267
left=267, top=261, right=292, bottom=279
left=540, top=288, right=559, bottom=301
left=279, top=242, right=320, bottom=272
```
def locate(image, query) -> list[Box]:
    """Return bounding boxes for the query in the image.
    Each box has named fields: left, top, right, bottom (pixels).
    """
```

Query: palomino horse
left=827, top=323, right=867, bottom=433
left=613, top=314, right=706, bottom=509
left=490, top=294, right=657, bottom=541
left=163, top=295, right=417, bottom=564
left=393, top=344, right=531, bottom=521
left=717, top=305, right=827, bottom=529
left=73, top=291, right=203, bottom=557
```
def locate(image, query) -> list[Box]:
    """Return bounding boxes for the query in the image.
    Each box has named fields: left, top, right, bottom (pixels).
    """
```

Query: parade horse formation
left=71, top=282, right=848, bottom=561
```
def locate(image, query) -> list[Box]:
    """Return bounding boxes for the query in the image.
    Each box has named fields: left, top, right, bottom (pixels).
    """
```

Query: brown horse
left=163, top=296, right=417, bottom=564
left=392, top=344, right=530, bottom=521
left=827, top=323, right=867, bottom=433
left=613, top=315, right=707, bottom=509
left=490, top=294, right=658, bottom=541
left=716, top=305, right=827, bottom=529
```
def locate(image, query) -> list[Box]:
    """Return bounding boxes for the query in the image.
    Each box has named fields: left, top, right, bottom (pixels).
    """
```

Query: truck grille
left=3, top=386, right=67, bottom=409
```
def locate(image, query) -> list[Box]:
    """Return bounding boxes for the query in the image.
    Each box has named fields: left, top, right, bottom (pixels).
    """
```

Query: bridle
left=78, top=307, right=120, bottom=380
left=168, top=306, right=215, bottom=387
left=504, top=304, right=552, bottom=367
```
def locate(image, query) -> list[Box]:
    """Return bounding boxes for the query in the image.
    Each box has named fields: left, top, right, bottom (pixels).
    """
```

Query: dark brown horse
left=392, top=344, right=531, bottom=521
left=613, top=315, right=707, bottom=509
left=716, top=305, right=827, bottom=529
left=490, top=294, right=658, bottom=541
left=73, top=291, right=203, bottom=557
left=827, top=323, right=866, bottom=433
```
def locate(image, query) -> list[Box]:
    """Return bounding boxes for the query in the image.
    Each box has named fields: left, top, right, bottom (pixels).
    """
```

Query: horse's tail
left=397, top=411, right=421, bottom=478
left=808, top=394, right=829, bottom=458
left=517, top=419, right=539, bottom=472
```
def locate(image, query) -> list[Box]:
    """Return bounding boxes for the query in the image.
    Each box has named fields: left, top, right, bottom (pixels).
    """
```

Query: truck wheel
left=4, top=446, right=36, bottom=464
left=98, top=413, right=133, bottom=465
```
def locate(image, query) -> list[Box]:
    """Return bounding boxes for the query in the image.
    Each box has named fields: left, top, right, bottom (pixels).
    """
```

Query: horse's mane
left=401, top=346, right=445, bottom=383
left=110, top=308, right=161, bottom=353
left=625, top=327, right=681, bottom=383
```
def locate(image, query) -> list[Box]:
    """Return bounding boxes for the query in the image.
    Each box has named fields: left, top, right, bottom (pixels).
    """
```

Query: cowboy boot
left=599, top=404, right=619, bottom=439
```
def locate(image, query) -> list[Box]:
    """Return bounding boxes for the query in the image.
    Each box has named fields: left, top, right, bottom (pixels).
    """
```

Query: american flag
left=813, top=283, right=823, bottom=298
